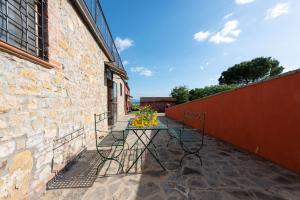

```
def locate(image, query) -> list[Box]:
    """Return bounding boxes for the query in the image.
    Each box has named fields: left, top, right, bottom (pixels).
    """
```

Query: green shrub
left=131, top=103, right=140, bottom=111
left=189, top=84, right=238, bottom=101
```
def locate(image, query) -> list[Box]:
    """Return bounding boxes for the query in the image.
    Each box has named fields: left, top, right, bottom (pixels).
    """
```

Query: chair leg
left=112, top=158, right=124, bottom=173
left=125, top=142, right=130, bottom=150
left=96, top=157, right=124, bottom=176
left=180, top=153, right=188, bottom=167
left=179, top=151, right=203, bottom=167
left=197, top=151, right=203, bottom=167
left=130, top=139, right=139, bottom=149
left=96, top=159, right=106, bottom=175
left=167, top=136, right=176, bottom=147
left=196, top=151, right=203, bottom=166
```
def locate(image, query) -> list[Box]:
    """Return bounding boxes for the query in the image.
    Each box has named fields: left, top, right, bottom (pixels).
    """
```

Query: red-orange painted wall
left=166, top=70, right=300, bottom=174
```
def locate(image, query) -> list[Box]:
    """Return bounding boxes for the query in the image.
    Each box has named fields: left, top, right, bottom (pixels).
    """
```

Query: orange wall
left=166, top=70, right=300, bottom=174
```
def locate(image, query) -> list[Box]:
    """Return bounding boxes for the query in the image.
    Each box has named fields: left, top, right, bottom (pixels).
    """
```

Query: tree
left=218, top=57, right=284, bottom=85
left=189, top=84, right=238, bottom=101
left=170, top=86, right=189, bottom=104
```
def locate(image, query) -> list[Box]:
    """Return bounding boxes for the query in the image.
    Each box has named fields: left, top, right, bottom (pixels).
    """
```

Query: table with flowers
left=126, top=106, right=167, bottom=173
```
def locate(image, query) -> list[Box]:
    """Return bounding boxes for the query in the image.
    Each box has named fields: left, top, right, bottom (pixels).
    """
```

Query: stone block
left=0, top=160, right=7, bottom=172
left=44, top=123, right=58, bottom=139
left=0, top=150, right=34, bottom=200
left=31, top=115, right=45, bottom=132
left=58, top=40, right=69, bottom=50
left=0, top=141, right=15, bottom=158
left=27, top=99, right=38, bottom=110
left=41, top=82, right=53, bottom=91
left=0, top=119, right=7, bottom=129
left=15, top=136, right=26, bottom=151
left=0, top=105, right=11, bottom=114
left=19, top=69, right=36, bottom=80
left=9, top=150, right=33, bottom=174
left=38, top=165, right=51, bottom=181
left=54, top=73, right=64, bottom=85
left=26, top=134, right=43, bottom=148
left=36, top=152, right=53, bottom=170
left=9, top=112, right=30, bottom=128
left=19, top=80, right=41, bottom=95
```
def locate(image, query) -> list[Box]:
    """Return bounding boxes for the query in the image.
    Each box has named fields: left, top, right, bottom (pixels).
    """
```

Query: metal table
left=125, top=119, right=168, bottom=173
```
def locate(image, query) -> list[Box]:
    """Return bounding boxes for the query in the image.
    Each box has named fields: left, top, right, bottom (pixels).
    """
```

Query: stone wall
left=0, top=0, right=126, bottom=199
left=113, top=74, right=125, bottom=119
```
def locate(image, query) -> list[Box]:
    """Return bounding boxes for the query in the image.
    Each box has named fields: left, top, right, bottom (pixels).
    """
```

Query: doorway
left=106, top=68, right=117, bottom=125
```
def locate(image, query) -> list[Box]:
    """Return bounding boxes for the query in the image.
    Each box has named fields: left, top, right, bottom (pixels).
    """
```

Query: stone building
left=140, top=97, right=176, bottom=113
left=0, top=0, right=128, bottom=199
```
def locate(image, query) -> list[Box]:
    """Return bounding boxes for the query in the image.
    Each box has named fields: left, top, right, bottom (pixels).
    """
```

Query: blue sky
left=101, top=0, right=300, bottom=99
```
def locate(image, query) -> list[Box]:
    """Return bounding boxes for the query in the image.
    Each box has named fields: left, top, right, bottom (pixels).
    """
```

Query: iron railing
left=0, top=0, right=48, bottom=60
left=83, top=0, right=124, bottom=71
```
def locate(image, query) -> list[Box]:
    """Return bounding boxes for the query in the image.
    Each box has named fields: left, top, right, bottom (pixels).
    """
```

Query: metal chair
left=167, top=111, right=206, bottom=166
left=94, top=113, right=129, bottom=175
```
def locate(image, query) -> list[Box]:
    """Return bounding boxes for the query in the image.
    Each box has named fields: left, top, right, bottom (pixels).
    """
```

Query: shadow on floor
left=44, top=116, right=300, bottom=200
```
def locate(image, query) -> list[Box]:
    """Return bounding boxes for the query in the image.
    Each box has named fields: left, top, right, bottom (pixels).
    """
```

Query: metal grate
left=0, top=0, right=48, bottom=60
left=47, top=150, right=103, bottom=189
left=83, top=0, right=124, bottom=71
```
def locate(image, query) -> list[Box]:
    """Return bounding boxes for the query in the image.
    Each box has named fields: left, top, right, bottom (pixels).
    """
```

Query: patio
left=39, top=115, right=300, bottom=200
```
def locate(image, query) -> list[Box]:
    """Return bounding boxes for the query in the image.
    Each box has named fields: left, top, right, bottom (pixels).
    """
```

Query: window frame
left=0, top=0, right=49, bottom=61
left=120, top=83, right=122, bottom=96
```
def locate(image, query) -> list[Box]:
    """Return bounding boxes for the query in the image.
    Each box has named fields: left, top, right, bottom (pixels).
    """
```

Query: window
left=0, top=0, right=48, bottom=60
left=120, top=83, right=122, bottom=96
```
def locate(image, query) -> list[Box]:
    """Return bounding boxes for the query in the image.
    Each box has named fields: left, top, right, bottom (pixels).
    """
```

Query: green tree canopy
left=218, top=57, right=284, bottom=85
left=189, top=84, right=238, bottom=101
left=170, top=86, right=189, bottom=104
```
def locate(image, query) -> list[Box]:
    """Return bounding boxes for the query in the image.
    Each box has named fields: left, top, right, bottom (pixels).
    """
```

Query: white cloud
left=123, top=60, right=129, bottom=66
left=265, top=3, right=290, bottom=20
left=130, top=67, right=153, bottom=77
left=209, top=20, right=241, bottom=44
left=115, top=37, right=134, bottom=53
left=200, top=66, right=204, bottom=70
left=224, top=13, right=233, bottom=20
left=235, top=0, right=255, bottom=5
left=193, top=31, right=211, bottom=42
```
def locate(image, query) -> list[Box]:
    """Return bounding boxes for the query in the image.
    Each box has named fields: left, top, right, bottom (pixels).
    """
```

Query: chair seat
left=169, top=128, right=202, bottom=142
left=97, top=130, right=129, bottom=147
left=168, top=128, right=181, bottom=139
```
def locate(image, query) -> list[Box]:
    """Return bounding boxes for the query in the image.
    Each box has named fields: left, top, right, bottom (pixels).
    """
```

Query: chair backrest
left=183, top=111, right=206, bottom=146
left=183, top=111, right=206, bottom=134
left=94, top=112, right=111, bottom=144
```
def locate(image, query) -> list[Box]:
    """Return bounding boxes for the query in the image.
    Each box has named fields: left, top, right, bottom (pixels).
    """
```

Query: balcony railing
left=82, top=0, right=124, bottom=71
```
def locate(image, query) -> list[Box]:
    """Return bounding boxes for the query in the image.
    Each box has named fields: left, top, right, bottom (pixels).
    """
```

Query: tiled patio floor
left=39, top=115, right=300, bottom=200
